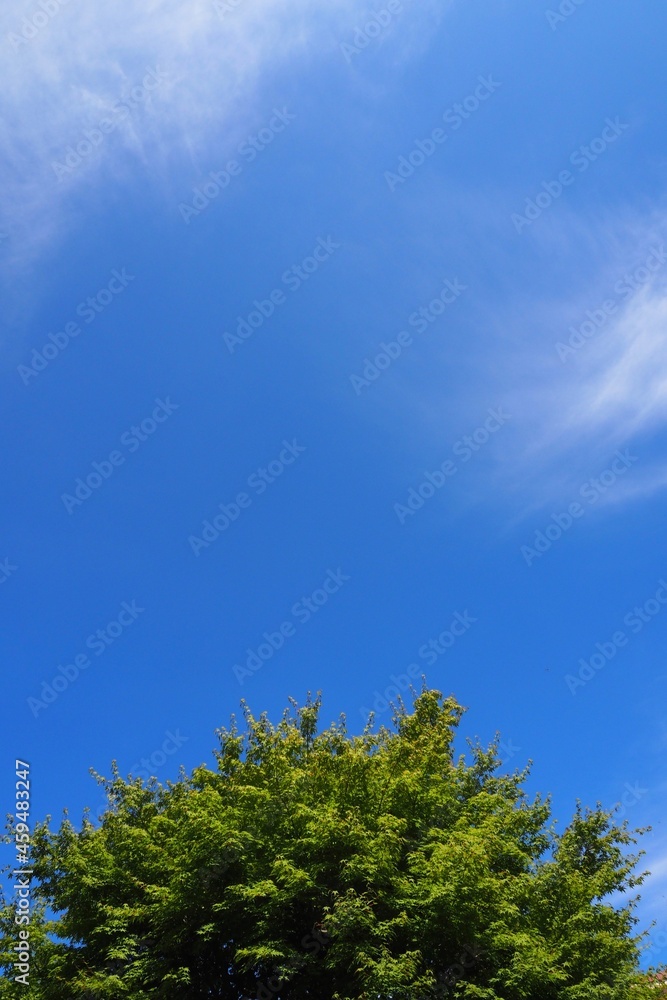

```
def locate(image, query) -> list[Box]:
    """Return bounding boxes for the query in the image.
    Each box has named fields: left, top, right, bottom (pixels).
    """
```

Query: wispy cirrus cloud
left=466, top=209, right=667, bottom=514
left=0, top=0, right=313, bottom=262
left=637, top=835, right=667, bottom=961
left=0, top=0, right=444, bottom=269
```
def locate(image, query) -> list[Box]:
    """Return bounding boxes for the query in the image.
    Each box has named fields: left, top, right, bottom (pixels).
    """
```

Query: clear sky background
left=2, top=0, right=667, bottom=967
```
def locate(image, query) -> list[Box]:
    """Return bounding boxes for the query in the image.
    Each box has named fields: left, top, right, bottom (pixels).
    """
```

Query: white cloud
left=637, top=837, right=667, bottom=957
left=1, top=0, right=444, bottom=269
left=0, top=0, right=297, bottom=258
left=480, top=216, right=667, bottom=512
left=546, top=287, right=667, bottom=441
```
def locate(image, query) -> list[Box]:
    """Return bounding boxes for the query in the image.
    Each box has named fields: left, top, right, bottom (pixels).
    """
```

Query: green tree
left=1, top=689, right=663, bottom=998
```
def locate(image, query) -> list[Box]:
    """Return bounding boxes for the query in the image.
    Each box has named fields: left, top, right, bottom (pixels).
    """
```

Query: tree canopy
left=1, top=688, right=663, bottom=998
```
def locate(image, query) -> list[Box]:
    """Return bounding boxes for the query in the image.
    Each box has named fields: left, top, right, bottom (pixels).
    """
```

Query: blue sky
left=2, top=0, right=667, bottom=967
